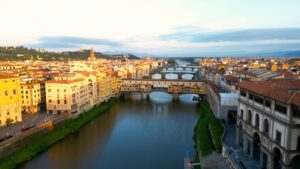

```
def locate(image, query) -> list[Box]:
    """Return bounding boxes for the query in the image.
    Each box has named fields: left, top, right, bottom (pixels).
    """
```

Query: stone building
left=236, top=79, right=300, bottom=169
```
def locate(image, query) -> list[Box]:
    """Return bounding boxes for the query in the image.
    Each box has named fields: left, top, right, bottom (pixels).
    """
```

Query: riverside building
left=0, top=75, right=22, bottom=126
left=45, top=73, right=89, bottom=116
left=20, top=78, right=44, bottom=114
left=236, top=79, right=300, bottom=169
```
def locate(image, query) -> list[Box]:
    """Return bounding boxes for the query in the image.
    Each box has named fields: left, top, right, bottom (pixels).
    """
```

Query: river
left=19, top=93, right=200, bottom=169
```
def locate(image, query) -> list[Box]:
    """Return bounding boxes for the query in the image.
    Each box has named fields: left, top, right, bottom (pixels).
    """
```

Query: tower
left=89, top=48, right=96, bottom=60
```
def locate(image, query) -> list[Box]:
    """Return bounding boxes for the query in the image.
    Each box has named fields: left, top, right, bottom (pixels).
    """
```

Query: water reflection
left=179, top=94, right=200, bottom=104
left=149, top=92, right=172, bottom=104
left=20, top=96, right=199, bottom=169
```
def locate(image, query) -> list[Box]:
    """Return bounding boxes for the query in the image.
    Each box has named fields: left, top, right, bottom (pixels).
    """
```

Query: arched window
left=248, top=110, right=252, bottom=124
left=240, top=109, right=244, bottom=120
left=255, top=114, right=260, bottom=129
left=264, top=119, right=269, bottom=135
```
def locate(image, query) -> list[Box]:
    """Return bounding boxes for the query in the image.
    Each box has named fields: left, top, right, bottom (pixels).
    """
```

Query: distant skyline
left=1, top=0, right=300, bottom=57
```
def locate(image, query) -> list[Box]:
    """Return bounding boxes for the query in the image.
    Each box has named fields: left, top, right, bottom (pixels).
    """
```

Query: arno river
left=19, top=93, right=200, bottom=169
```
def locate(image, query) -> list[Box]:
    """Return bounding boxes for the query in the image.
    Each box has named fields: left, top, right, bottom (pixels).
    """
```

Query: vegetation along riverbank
left=193, top=99, right=225, bottom=168
left=0, top=98, right=116, bottom=169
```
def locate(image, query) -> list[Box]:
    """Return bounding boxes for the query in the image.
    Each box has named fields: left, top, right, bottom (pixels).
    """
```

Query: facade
left=111, top=75, right=121, bottom=96
left=207, top=81, right=238, bottom=124
left=20, top=79, right=43, bottom=114
left=0, top=75, right=22, bottom=126
left=77, top=71, right=99, bottom=106
left=236, top=79, right=300, bottom=169
left=45, top=74, right=89, bottom=116
left=96, top=73, right=112, bottom=102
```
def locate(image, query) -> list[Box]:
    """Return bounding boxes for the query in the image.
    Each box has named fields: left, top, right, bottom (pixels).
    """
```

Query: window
left=264, top=119, right=269, bottom=135
left=292, top=105, right=300, bottom=118
left=57, top=89, right=60, bottom=92
left=48, top=89, right=51, bottom=92
left=297, top=137, right=300, bottom=151
left=64, top=89, right=66, bottom=92
left=240, top=90, right=247, bottom=97
left=5, top=90, right=8, bottom=96
left=275, top=102, right=287, bottom=115
left=48, top=99, right=52, bottom=103
left=64, top=100, right=67, bottom=104
left=265, top=99, right=271, bottom=108
left=57, top=100, right=60, bottom=104
left=249, top=93, right=254, bottom=100
left=254, top=95, right=264, bottom=104
left=13, top=89, right=16, bottom=95
left=275, top=130, right=282, bottom=144
left=240, top=109, right=244, bottom=119
left=248, top=110, right=252, bottom=124
left=255, top=114, right=260, bottom=129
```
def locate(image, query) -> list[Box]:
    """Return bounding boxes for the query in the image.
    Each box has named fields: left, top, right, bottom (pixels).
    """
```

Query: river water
left=19, top=93, right=199, bottom=169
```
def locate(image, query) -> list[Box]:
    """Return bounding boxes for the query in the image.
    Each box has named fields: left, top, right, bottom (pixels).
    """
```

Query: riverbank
left=193, top=99, right=225, bottom=167
left=0, top=98, right=116, bottom=169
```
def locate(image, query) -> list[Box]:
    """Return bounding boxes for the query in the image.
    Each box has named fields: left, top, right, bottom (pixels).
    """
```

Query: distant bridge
left=121, top=79, right=207, bottom=94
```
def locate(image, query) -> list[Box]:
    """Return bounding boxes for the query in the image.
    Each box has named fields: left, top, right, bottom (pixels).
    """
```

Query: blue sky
left=1, top=0, right=300, bottom=57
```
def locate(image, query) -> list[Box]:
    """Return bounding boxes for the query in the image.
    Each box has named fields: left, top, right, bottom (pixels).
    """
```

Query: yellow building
left=111, top=75, right=121, bottom=96
left=0, top=75, right=22, bottom=126
left=96, top=73, right=112, bottom=102
left=45, top=74, right=89, bottom=116
left=20, top=79, right=43, bottom=114
left=271, top=63, right=278, bottom=72
left=252, top=62, right=260, bottom=69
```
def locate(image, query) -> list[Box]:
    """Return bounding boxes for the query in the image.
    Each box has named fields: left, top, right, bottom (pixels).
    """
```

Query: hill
left=0, top=46, right=139, bottom=61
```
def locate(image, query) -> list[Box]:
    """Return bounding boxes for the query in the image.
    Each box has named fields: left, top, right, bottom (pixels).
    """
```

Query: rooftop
left=236, top=79, right=300, bottom=106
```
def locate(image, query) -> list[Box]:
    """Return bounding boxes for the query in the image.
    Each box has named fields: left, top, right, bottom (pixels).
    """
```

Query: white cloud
left=1, top=0, right=300, bottom=56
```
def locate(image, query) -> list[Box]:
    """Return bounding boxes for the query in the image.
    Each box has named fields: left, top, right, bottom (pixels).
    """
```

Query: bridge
left=120, top=79, right=207, bottom=94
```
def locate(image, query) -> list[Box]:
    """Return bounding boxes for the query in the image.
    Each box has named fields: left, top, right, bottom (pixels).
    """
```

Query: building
left=96, top=73, right=112, bottom=102
left=236, top=79, right=300, bottom=169
left=0, top=75, right=22, bottom=126
left=76, top=71, right=99, bottom=106
left=271, top=64, right=278, bottom=72
left=207, top=81, right=238, bottom=124
left=20, top=78, right=44, bottom=114
left=111, top=75, right=121, bottom=96
left=45, top=73, right=89, bottom=116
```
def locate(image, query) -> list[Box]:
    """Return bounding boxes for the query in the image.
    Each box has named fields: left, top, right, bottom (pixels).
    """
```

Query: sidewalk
left=223, top=124, right=259, bottom=169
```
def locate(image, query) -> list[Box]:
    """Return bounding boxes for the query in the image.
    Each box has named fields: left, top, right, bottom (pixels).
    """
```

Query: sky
left=1, top=0, right=300, bottom=57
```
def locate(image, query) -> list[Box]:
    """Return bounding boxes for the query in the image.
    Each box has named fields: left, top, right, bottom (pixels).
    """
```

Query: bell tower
left=89, top=48, right=96, bottom=60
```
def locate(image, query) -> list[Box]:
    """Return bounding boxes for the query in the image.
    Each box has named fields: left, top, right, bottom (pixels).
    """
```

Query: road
left=0, top=113, right=60, bottom=140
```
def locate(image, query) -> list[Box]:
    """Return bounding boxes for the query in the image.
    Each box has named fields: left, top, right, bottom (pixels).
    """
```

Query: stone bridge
left=121, top=79, right=207, bottom=94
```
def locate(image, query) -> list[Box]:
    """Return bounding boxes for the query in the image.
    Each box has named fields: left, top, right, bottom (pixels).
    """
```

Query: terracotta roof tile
left=236, top=79, right=300, bottom=106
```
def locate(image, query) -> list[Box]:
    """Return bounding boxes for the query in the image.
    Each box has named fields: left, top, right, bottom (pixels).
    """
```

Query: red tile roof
left=236, top=79, right=300, bottom=106
left=45, top=78, right=84, bottom=84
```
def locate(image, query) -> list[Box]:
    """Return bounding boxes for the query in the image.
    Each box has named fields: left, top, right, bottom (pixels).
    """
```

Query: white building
left=236, top=79, right=300, bottom=169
